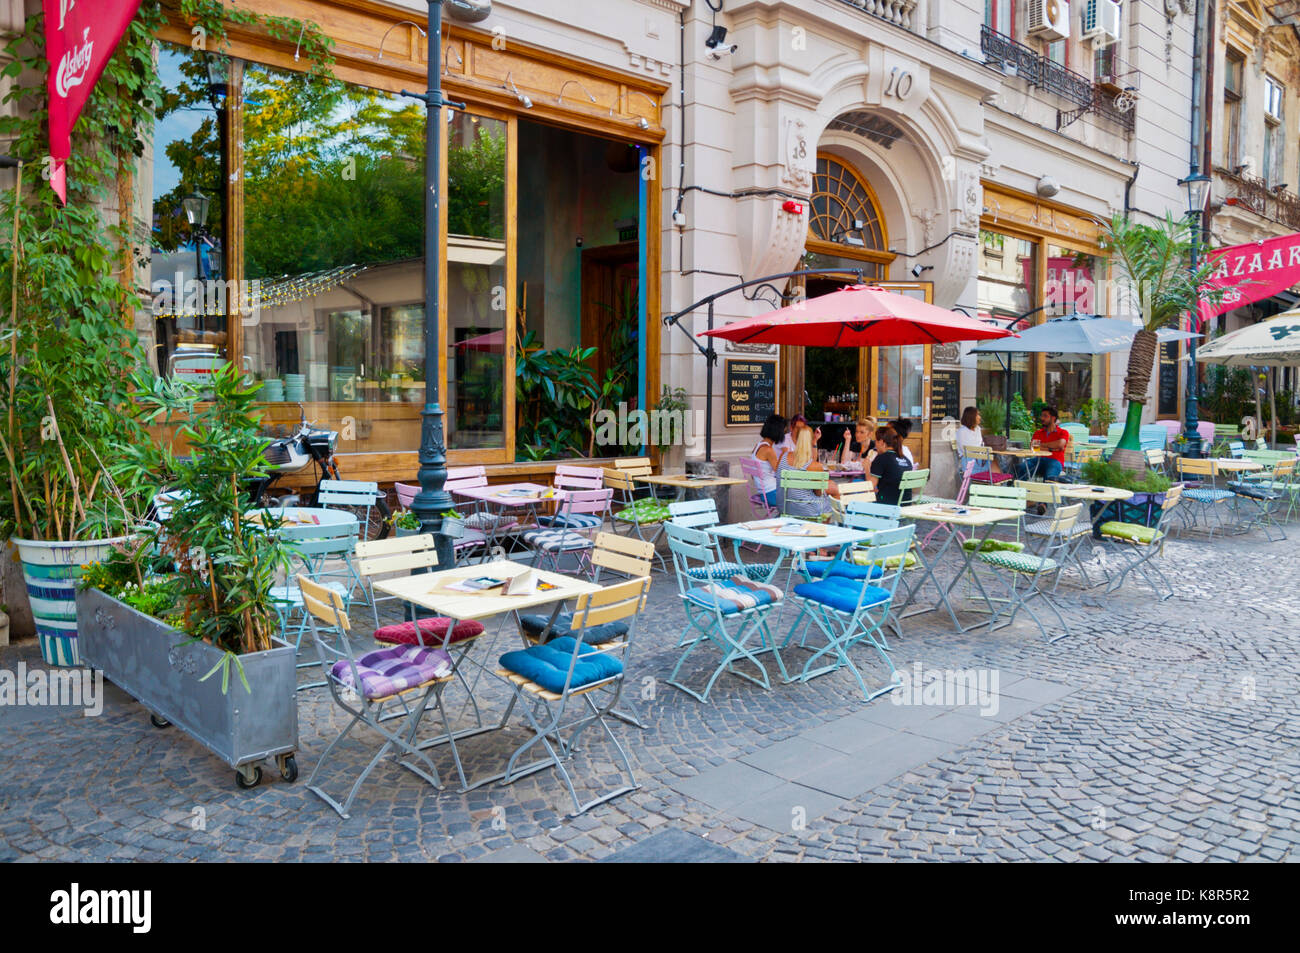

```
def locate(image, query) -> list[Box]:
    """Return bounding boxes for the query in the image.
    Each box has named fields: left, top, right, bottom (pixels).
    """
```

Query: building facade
left=4, top=0, right=1279, bottom=496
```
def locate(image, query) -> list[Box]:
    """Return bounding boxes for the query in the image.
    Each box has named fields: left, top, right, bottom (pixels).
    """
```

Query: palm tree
left=1099, top=213, right=1229, bottom=474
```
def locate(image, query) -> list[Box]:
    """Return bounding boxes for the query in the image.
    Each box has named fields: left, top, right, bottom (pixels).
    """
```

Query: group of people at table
left=749, top=412, right=918, bottom=514
left=747, top=403, right=1073, bottom=514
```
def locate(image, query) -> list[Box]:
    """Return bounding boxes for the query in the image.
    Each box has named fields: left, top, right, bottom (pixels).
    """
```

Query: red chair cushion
left=970, top=472, right=1015, bottom=484
left=373, top=617, right=485, bottom=647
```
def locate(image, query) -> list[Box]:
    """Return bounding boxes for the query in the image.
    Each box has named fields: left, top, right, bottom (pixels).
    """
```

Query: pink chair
left=521, top=488, right=613, bottom=574
left=738, top=457, right=778, bottom=552
left=393, top=481, right=488, bottom=565
left=552, top=465, right=603, bottom=492
left=540, top=467, right=606, bottom=531
left=922, top=461, right=974, bottom=548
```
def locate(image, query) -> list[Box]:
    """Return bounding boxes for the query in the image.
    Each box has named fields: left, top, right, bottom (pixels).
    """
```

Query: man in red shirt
left=1015, top=405, right=1069, bottom=482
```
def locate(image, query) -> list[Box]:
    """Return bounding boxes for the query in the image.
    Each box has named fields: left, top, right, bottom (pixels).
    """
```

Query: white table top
left=246, top=506, right=357, bottom=530
left=451, top=482, right=555, bottom=506
left=898, top=502, right=1023, bottom=527
left=372, top=560, right=600, bottom=621
left=1055, top=485, right=1135, bottom=502
left=709, top=519, right=875, bottom=553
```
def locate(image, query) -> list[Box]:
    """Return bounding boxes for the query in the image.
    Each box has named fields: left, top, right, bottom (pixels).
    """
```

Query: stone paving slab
left=2, top=520, right=1298, bottom=862
left=601, top=828, right=750, bottom=863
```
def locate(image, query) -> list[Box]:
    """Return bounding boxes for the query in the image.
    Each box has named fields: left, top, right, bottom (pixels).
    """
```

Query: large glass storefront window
left=447, top=112, right=507, bottom=450
left=1044, top=245, right=1106, bottom=421
left=976, top=229, right=1035, bottom=407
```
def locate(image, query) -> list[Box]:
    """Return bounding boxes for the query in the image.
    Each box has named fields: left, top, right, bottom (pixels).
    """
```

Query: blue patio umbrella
left=970, top=315, right=1200, bottom=434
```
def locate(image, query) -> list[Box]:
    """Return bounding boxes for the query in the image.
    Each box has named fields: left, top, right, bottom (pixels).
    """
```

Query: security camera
left=911, top=264, right=933, bottom=279
left=708, top=44, right=738, bottom=60
left=705, top=24, right=737, bottom=58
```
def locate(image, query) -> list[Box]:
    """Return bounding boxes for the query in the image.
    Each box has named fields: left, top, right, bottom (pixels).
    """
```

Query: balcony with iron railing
left=979, top=25, right=1135, bottom=134
left=1216, top=167, right=1300, bottom=231
left=836, top=0, right=918, bottom=30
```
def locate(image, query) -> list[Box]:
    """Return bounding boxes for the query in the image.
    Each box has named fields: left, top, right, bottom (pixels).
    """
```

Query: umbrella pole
left=999, top=354, right=1011, bottom=438
left=706, top=299, right=714, bottom=462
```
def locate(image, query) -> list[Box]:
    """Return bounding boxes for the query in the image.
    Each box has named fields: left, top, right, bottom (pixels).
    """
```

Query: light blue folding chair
left=269, top=519, right=360, bottom=688
left=663, top=521, right=787, bottom=703
left=667, top=498, right=777, bottom=581
left=317, top=479, right=385, bottom=540
left=784, top=524, right=915, bottom=701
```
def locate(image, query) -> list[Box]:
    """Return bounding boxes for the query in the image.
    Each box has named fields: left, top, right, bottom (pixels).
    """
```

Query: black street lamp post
left=1179, top=171, right=1211, bottom=458
left=405, top=0, right=464, bottom=569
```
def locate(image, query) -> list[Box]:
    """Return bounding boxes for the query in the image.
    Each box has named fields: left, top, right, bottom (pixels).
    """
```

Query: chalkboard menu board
left=1158, top=340, right=1179, bottom=417
left=931, top=369, right=961, bottom=421
left=725, top=359, right=778, bottom=426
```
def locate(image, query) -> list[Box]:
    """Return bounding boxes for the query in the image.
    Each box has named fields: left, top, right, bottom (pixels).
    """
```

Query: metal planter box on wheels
left=76, top=588, right=299, bottom=789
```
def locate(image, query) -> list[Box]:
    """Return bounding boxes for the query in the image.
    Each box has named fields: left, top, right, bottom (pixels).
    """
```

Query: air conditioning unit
left=1027, top=0, right=1071, bottom=42
left=1082, top=0, right=1122, bottom=46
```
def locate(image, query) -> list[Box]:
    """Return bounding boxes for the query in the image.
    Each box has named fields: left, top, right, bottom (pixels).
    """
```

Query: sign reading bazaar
left=1198, top=231, right=1300, bottom=325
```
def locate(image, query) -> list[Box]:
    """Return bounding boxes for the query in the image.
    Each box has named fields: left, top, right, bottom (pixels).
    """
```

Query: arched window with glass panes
left=805, top=155, right=892, bottom=279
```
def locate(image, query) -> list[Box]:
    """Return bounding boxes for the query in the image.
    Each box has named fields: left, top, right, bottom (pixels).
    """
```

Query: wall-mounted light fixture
left=504, top=71, right=532, bottom=108
left=557, top=80, right=597, bottom=106
left=376, top=20, right=428, bottom=61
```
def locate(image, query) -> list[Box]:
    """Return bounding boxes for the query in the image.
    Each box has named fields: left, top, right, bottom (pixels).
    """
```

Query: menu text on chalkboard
left=931, top=369, right=961, bottom=421
left=725, top=359, right=778, bottom=426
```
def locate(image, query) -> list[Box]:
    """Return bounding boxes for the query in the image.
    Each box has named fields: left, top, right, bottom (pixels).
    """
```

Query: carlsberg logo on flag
left=42, top=0, right=143, bottom=204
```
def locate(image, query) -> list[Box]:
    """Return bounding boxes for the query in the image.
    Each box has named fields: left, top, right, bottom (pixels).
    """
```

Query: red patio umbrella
left=700, top=285, right=1018, bottom=346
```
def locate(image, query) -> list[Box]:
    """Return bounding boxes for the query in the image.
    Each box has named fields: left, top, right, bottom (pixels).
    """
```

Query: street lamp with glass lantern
left=1178, top=170, right=1211, bottom=457
left=182, top=189, right=210, bottom=331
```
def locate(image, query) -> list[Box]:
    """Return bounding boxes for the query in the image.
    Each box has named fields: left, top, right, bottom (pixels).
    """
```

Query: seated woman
left=749, top=413, right=787, bottom=510
left=868, top=424, right=915, bottom=506
left=956, top=405, right=1001, bottom=474
left=838, top=417, right=877, bottom=466
left=777, top=428, right=839, bottom=518
left=889, top=417, right=916, bottom=465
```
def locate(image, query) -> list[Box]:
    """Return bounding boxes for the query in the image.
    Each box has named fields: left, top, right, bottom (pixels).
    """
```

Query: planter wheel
left=278, top=754, right=299, bottom=783
left=235, top=764, right=263, bottom=789
left=149, top=714, right=171, bottom=729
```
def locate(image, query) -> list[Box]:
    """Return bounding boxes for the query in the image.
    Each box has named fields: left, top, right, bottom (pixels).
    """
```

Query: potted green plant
left=1080, top=458, right=1174, bottom=530
left=78, top=364, right=299, bottom=788
left=389, top=508, right=422, bottom=537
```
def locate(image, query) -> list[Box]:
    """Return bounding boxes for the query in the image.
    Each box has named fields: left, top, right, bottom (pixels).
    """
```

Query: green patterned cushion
left=961, top=539, right=1025, bottom=553
left=613, top=499, right=671, bottom=524
left=849, top=549, right=917, bottom=569
left=1099, top=521, right=1158, bottom=544
left=977, top=550, right=1056, bottom=573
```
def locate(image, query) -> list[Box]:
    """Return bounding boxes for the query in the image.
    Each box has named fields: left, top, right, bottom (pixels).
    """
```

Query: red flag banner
left=1198, top=231, right=1300, bottom=327
left=43, top=0, right=142, bottom=203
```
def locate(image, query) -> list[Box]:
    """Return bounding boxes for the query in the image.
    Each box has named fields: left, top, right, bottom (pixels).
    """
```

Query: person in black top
left=869, top=424, right=914, bottom=505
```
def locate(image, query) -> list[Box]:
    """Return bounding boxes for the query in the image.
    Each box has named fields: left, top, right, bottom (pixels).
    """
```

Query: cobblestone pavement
left=2, top=519, right=1298, bottom=863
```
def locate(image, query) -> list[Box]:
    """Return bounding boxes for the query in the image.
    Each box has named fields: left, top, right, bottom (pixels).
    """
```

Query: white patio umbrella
left=1194, top=309, right=1300, bottom=367
left=1196, top=309, right=1300, bottom=446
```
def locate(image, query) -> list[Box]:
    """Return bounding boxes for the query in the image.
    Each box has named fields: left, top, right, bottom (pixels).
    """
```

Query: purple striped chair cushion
left=373, top=617, right=485, bottom=647
left=331, top=645, right=453, bottom=699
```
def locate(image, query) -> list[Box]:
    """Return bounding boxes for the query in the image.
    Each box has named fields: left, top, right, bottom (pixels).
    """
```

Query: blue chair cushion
left=792, top=577, right=891, bottom=613
left=1228, top=482, right=1280, bottom=502
left=518, top=612, right=629, bottom=646
left=499, top=636, right=623, bottom=695
left=803, top=559, right=883, bottom=581
left=521, top=528, right=593, bottom=552
left=1183, top=487, right=1233, bottom=503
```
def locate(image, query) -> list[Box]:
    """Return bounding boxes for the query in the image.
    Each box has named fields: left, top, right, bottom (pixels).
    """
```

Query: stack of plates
left=284, top=373, right=306, bottom=402
left=261, top=378, right=284, bottom=402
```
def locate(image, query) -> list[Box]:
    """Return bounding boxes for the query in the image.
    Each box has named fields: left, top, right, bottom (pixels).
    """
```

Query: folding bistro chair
left=965, top=446, right=1014, bottom=485
left=663, top=521, right=786, bottom=703
left=353, top=534, right=487, bottom=645
left=1228, top=457, right=1293, bottom=541
left=1096, top=486, right=1184, bottom=600
left=780, top=468, right=831, bottom=519
left=521, top=487, right=613, bottom=574
left=1175, top=457, right=1234, bottom=538
left=900, top=467, right=940, bottom=504
left=604, top=467, right=669, bottom=570
left=739, top=457, right=780, bottom=521
left=972, top=504, right=1082, bottom=643
left=299, top=575, right=456, bottom=819
left=1016, top=480, right=1096, bottom=589
left=516, top=532, right=655, bottom=728
left=831, top=480, right=877, bottom=523
left=445, top=467, right=524, bottom=551
left=394, top=481, right=492, bottom=565
left=495, top=576, right=651, bottom=816
left=784, top=524, right=916, bottom=701
left=268, top=519, right=361, bottom=685
left=316, top=479, right=386, bottom=541
left=667, top=499, right=776, bottom=581
left=962, top=484, right=1028, bottom=553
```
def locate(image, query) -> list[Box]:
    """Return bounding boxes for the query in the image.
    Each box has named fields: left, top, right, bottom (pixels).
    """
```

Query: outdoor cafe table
left=246, top=505, right=358, bottom=532
left=1213, top=458, right=1264, bottom=474
left=450, top=482, right=553, bottom=551
left=371, top=560, right=600, bottom=792
left=635, top=472, right=745, bottom=503
left=894, top=502, right=1022, bottom=633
